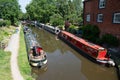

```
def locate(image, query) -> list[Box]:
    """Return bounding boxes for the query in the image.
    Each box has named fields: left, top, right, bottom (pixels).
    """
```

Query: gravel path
left=5, top=26, right=24, bottom=80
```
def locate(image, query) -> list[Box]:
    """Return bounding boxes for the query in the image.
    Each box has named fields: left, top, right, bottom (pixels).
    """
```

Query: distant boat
left=58, top=31, right=115, bottom=67
left=24, top=26, right=47, bottom=68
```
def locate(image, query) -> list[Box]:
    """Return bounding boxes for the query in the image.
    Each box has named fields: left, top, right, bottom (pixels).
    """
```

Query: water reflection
left=32, top=28, right=69, bottom=53
left=31, top=65, right=48, bottom=78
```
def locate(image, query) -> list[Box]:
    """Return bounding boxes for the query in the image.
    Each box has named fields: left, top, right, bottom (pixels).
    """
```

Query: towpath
left=5, top=26, right=24, bottom=80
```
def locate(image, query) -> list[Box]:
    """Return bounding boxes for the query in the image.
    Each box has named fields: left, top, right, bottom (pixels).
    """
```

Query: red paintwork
left=59, top=31, right=109, bottom=61
left=36, top=47, right=42, bottom=52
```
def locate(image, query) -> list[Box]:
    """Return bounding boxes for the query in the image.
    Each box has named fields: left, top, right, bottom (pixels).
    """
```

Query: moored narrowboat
left=58, top=31, right=115, bottom=66
left=24, top=26, right=47, bottom=68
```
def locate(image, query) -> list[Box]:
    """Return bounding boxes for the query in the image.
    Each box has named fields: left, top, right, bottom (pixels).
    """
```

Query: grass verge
left=18, top=25, right=33, bottom=80
left=0, top=49, right=12, bottom=80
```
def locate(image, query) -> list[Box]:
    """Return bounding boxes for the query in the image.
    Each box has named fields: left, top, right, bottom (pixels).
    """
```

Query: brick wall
left=83, top=0, right=120, bottom=39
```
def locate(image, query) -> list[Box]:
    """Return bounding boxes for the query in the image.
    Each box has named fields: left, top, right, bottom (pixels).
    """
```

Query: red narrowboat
left=59, top=31, right=115, bottom=66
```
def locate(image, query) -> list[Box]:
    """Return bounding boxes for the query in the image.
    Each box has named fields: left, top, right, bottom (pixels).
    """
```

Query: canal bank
left=30, top=25, right=118, bottom=80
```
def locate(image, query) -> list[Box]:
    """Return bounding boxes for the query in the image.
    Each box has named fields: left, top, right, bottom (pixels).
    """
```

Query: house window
left=86, top=14, right=90, bottom=22
left=99, top=0, right=106, bottom=9
left=113, top=13, right=120, bottom=23
left=97, top=14, right=103, bottom=22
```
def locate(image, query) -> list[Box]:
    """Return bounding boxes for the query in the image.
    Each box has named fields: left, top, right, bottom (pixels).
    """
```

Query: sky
left=18, top=0, right=31, bottom=13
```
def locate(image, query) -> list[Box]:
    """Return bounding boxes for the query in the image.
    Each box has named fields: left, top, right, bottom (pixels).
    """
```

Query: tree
left=26, top=0, right=56, bottom=23
left=50, top=13, right=64, bottom=26
left=0, top=0, right=21, bottom=25
left=56, top=0, right=83, bottom=24
left=26, top=0, right=83, bottom=25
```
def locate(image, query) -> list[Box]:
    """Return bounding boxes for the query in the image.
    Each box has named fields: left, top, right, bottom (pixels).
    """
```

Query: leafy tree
left=26, top=0, right=56, bottom=23
left=26, top=0, right=83, bottom=25
left=56, top=0, right=83, bottom=24
left=50, top=13, right=64, bottom=26
left=0, top=0, right=21, bottom=25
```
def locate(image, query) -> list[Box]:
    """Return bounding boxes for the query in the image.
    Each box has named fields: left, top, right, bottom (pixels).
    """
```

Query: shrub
left=67, top=25, right=77, bottom=34
left=58, top=25, right=64, bottom=30
left=5, top=20, right=11, bottom=27
left=0, top=21, right=3, bottom=27
left=101, top=34, right=119, bottom=47
left=82, top=24, right=100, bottom=43
left=0, top=20, right=11, bottom=27
left=14, top=21, right=19, bottom=26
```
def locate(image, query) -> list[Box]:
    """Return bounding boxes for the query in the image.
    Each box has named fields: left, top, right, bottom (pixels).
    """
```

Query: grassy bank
left=0, top=49, right=12, bottom=80
left=18, top=25, right=33, bottom=80
left=0, top=26, right=16, bottom=49
left=0, top=26, right=16, bottom=80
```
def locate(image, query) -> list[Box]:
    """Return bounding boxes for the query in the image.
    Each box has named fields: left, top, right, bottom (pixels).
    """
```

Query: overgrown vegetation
left=18, top=25, right=33, bottom=80
left=0, top=22, right=16, bottom=79
left=0, top=49, right=12, bottom=80
left=0, top=20, right=11, bottom=27
left=82, top=24, right=100, bottom=43
left=82, top=24, right=120, bottom=47
left=0, top=26, right=16, bottom=49
left=67, top=25, right=78, bottom=34
left=101, top=34, right=119, bottom=47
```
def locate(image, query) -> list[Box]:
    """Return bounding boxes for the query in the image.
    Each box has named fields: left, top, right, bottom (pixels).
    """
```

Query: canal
left=30, top=26, right=118, bottom=80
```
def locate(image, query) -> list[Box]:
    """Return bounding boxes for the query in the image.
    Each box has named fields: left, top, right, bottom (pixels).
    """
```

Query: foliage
left=50, top=14, right=64, bottom=26
left=26, top=0, right=83, bottom=25
left=0, top=20, right=11, bottom=27
left=0, top=0, right=21, bottom=25
left=26, top=0, right=56, bottom=23
left=14, top=21, right=20, bottom=27
left=0, top=26, right=16, bottom=49
left=101, top=34, right=119, bottom=46
left=57, top=25, right=64, bottom=30
left=67, top=25, right=78, bottom=34
left=0, top=49, right=12, bottom=80
left=82, top=24, right=100, bottom=43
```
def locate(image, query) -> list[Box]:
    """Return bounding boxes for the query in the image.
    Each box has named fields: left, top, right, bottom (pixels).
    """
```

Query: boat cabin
left=59, top=31, right=109, bottom=61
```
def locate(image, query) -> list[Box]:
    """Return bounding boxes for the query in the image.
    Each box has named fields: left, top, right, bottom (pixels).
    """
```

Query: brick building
left=83, top=0, right=120, bottom=39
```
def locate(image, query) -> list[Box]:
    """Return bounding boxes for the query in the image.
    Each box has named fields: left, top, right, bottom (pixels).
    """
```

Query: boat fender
left=108, top=60, right=115, bottom=66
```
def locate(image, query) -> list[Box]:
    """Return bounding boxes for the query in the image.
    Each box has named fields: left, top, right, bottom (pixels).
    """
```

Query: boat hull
left=30, top=59, right=47, bottom=68
left=58, top=31, right=115, bottom=67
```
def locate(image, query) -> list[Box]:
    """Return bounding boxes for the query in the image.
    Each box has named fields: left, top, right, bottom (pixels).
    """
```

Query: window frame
left=97, top=14, right=103, bottom=22
left=99, top=0, right=106, bottom=9
left=113, top=13, right=120, bottom=24
left=86, top=14, right=90, bottom=22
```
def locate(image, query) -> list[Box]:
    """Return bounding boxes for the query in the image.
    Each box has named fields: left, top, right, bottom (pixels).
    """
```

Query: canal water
left=30, top=26, right=118, bottom=80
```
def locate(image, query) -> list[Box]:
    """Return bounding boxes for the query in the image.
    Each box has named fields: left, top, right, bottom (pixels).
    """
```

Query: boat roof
left=25, top=28, right=41, bottom=48
left=61, top=31, right=106, bottom=51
